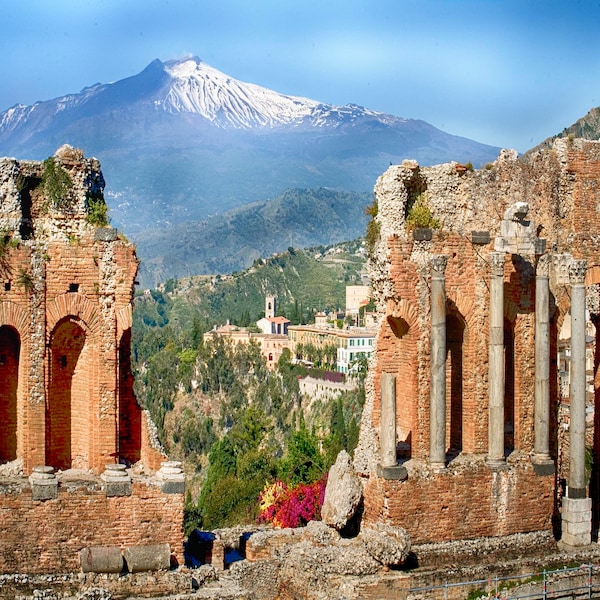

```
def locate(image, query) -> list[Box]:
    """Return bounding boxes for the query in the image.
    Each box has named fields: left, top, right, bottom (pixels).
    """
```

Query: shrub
left=405, top=194, right=440, bottom=231
left=258, top=476, right=327, bottom=528
left=364, top=198, right=380, bottom=255
left=86, top=191, right=110, bottom=226
left=42, top=157, right=73, bottom=210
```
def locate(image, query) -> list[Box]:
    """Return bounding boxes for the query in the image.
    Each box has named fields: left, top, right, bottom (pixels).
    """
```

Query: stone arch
left=46, top=293, right=100, bottom=342
left=585, top=264, right=600, bottom=287
left=445, top=303, right=466, bottom=454
left=116, top=304, right=133, bottom=340
left=451, top=288, right=477, bottom=335
left=381, top=297, right=420, bottom=460
left=46, top=316, right=92, bottom=470
left=0, top=300, right=30, bottom=336
left=0, top=301, right=30, bottom=463
left=0, top=325, right=20, bottom=463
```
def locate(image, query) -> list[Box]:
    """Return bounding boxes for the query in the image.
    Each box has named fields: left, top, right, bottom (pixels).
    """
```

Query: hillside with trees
left=135, top=187, right=371, bottom=287
left=132, top=240, right=368, bottom=530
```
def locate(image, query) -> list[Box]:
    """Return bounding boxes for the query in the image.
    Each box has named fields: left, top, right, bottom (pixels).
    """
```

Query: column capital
left=430, top=255, right=448, bottom=277
left=569, top=259, right=588, bottom=285
left=551, top=253, right=573, bottom=285
left=536, top=254, right=550, bottom=278
left=490, top=252, right=505, bottom=277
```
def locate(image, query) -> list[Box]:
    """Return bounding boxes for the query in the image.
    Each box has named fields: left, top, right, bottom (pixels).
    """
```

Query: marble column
left=568, top=259, right=588, bottom=499
left=487, top=252, right=506, bottom=467
left=380, top=371, right=397, bottom=468
left=378, top=371, right=408, bottom=481
left=430, top=255, right=448, bottom=470
left=561, top=258, right=591, bottom=547
left=533, top=254, right=553, bottom=469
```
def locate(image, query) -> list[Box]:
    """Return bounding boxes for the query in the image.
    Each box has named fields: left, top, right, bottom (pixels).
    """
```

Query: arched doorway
left=0, top=325, right=20, bottom=463
left=47, top=318, right=89, bottom=470
left=447, top=313, right=465, bottom=453
left=504, top=317, right=516, bottom=453
left=386, top=315, right=414, bottom=459
left=118, top=328, right=141, bottom=464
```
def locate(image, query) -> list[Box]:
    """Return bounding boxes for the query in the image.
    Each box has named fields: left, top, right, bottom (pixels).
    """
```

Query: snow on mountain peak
left=159, top=57, right=322, bottom=129
left=159, top=58, right=402, bottom=130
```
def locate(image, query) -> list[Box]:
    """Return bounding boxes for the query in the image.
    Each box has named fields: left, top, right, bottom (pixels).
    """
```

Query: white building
left=335, top=327, right=376, bottom=374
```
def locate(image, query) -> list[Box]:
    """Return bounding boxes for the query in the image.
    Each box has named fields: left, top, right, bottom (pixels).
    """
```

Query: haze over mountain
left=523, top=106, right=600, bottom=158
left=0, top=57, right=502, bottom=283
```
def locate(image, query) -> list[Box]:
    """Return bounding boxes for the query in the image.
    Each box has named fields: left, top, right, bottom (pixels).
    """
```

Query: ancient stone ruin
left=354, top=138, right=600, bottom=550
left=0, top=146, right=184, bottom=581
left=5, top=139, right=600, bottom=598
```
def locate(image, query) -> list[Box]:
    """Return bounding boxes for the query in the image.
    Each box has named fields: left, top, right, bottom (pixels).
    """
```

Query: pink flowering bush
left=258, top=476, right=327, bottom=528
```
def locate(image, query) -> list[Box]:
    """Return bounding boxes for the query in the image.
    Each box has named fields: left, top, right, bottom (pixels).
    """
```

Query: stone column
left=487, top=252, right=506, bottom=467
left=380, top=372, right=397, bottom=467
left=533, top=255, right=553, bottom=472
left=568, top=259, right=588, bottom=498
left=378, top=372, right=407, bottom=480
left=561, top=259, right=591, bottom=547
left=430, top=255, right=448, bottom=470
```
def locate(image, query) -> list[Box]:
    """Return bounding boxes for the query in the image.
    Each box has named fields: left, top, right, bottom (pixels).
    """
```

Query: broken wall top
left=0, top=145, right=119, bottom=244
left=374, top=139, right=600, bottom=256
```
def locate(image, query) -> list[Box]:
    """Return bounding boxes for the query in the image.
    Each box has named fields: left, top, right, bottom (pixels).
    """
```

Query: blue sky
left=2, top=0, right=600, bottom=152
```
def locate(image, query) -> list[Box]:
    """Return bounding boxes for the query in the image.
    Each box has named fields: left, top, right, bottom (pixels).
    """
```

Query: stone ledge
left=376, top=464, right=408, bottom=481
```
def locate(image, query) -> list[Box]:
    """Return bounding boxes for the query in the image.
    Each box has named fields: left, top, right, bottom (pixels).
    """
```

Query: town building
left=288, top=322, right=376, bottom=373
left=204, top=296, right=289, bottom=368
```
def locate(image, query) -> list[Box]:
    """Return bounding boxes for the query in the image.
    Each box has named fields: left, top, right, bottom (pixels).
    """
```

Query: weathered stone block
left=321, top=450, right=363, bottom=531
left=101, top=464, right=132, bottom=497
left=471, top=230, right=491, bottom=245
left=376, top=464, right=408, bottom=481
left=94, top=227, right=118, bottom=242
left=30, top=480, right=58, bottom=501
left=123, top=543, right=171, bottom=573
left=29, top=466, right=58, bottom=501
left=360, top=522, right=411, bottom=566
left=80, top=546, right=124, bottom=573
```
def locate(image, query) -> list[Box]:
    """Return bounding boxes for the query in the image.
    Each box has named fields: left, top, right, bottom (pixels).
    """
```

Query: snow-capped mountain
left=156, top=58, right=401, bottom=129
left=0, top=57, right=404, bottom=135
left=160, top=58, right=320, bottom=127
left=0, top=57, right=501, bottom=284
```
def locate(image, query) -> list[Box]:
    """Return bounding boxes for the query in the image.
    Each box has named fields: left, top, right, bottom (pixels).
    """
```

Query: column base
left=531, top=455, right=555, bottom=476
left=485, top=456, right=507, bottom=471
left=560, top=496, right=592, bottom=548
left=429, top=461, right=446, bottom=473
left=377, top=464, right=408, bottom=481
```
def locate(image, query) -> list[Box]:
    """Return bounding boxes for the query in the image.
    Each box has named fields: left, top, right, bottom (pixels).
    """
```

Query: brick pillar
left=561, top=259, right=591, bottom=547
left=533, top=254, right=553, bottom=473
left=487, top=252, right=506, bottom=468
left=430, top=255, right=448, bottom=470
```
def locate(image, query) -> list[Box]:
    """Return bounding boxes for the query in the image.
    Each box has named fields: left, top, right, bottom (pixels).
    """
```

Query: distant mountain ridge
left=0, top=57, right=502, bottom=282
left=136, top=187, right=370, bottom=288
left=0, top=57, right=416, bottom=135
left=523, top=106, right=600, bottom=157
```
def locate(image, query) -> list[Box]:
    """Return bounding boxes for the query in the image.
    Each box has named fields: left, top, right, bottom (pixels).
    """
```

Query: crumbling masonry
left=0, top=146, right=184, bottom=575
left=354, top=138, right=600, bottom=548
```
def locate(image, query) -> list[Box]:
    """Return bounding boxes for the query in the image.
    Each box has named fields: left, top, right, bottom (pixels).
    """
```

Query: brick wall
left=0, top=480, right=184, bottom=574
left=0, top=148, right=180, bottom=574
left=359, top=139, right=600, bottom=543
left=0, top=148, right=164, bottom=475
left=362, top=458, right=554, bottom=544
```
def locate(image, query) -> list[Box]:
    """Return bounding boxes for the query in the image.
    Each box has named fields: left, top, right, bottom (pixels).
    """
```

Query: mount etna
left=0, top=57, right=502, bottom=285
